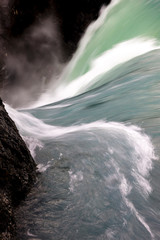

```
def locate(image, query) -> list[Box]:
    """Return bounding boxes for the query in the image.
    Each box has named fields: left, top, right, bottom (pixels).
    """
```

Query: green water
left=64, top=0, right=160, bottom=82
left=6, top=0, right=160, bottom=239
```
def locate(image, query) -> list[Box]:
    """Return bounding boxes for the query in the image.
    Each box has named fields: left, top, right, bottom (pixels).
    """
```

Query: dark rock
left=0, top=98, right=36, bottom=239
left=0, top=0, right=63, bottom=108
left=0, top=0, right=111, bottom=107
left=8, top=0, right=112, bottom=55
left=54, top=0, right=112, bottom=55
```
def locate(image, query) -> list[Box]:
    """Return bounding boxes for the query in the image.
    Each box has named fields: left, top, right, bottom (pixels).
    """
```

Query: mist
left=0, top=0, right=111, bottom=108
left=1, top=11, right=65, bottom=107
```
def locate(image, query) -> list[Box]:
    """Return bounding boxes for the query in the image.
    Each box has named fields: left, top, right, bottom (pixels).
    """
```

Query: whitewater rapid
left=6, top=0, right=160, bottom=239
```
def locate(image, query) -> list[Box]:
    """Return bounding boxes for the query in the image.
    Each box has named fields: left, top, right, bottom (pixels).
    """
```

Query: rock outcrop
left=0, top=98, right=36, bottom=240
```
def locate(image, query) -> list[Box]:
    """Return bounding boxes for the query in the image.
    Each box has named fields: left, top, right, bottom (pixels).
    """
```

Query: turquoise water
left=6, top=0, right=160, bottom=239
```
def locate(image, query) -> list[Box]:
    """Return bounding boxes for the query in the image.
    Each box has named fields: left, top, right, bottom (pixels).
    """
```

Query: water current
left=5, top=0, right=160, bottom=239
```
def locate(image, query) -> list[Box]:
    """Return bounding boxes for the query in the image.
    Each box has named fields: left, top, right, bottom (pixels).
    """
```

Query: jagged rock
left=0, top=98, right=36, bottom=239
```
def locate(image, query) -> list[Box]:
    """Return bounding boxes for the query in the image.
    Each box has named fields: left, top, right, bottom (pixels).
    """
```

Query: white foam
left=132, top=172, right=152, bottom=197
left=27, top=0, right=121, bottom=108
left=116, top=167, right=154, bottom=238
left=5, top=104, right=156, bottom=237
left=61, top=0, right=121, bottom=78
left=69, top=170, right=84, bottom=192
left=124, top=197, right=154, bottom=239
left=119, top=175, right=132, bottom=196
left=6, top=104, right=156, bottom=196
left=52, top=38, right=160, bottom=101
left=22, top=136, right=43, bottom=158
left=37, top=162, right=51, bottom=173
left=108, top=157, right=154, bottom=238
left=119, top=176, right=154, bottom=238
left=42, top=104, right=71, bottom=110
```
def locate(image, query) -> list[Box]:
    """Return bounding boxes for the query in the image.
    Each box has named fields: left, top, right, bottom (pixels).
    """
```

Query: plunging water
left=5, top=0, right=160, bottom=239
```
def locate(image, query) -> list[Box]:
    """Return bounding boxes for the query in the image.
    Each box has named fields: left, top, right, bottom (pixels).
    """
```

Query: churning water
left=5, top=0, right=160, bottom=239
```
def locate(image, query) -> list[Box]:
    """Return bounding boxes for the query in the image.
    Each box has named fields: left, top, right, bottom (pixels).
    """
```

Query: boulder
left=0, top=98, right=36, bottom=239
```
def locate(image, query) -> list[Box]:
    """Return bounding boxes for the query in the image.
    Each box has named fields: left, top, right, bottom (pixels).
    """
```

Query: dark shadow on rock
left=0, top=98, right=36, bottom=239
left=0, top=0, right=111, bottom=108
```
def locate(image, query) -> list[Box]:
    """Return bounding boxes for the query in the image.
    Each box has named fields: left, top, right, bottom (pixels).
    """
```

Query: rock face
left=8, top=0, right=112, bottom=54
left=0, top=0, right=111, bottom=107
left=0, top=98, right=36, bottom=239
left=54, top=0, right=112, bottom=54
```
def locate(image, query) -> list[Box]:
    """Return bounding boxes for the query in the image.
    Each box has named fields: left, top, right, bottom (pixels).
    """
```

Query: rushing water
left=5, top=0, right=160, bottom=239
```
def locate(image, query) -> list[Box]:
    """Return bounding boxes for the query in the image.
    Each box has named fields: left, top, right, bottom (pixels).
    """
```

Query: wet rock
left=0, top=98, right=36, bottom=239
